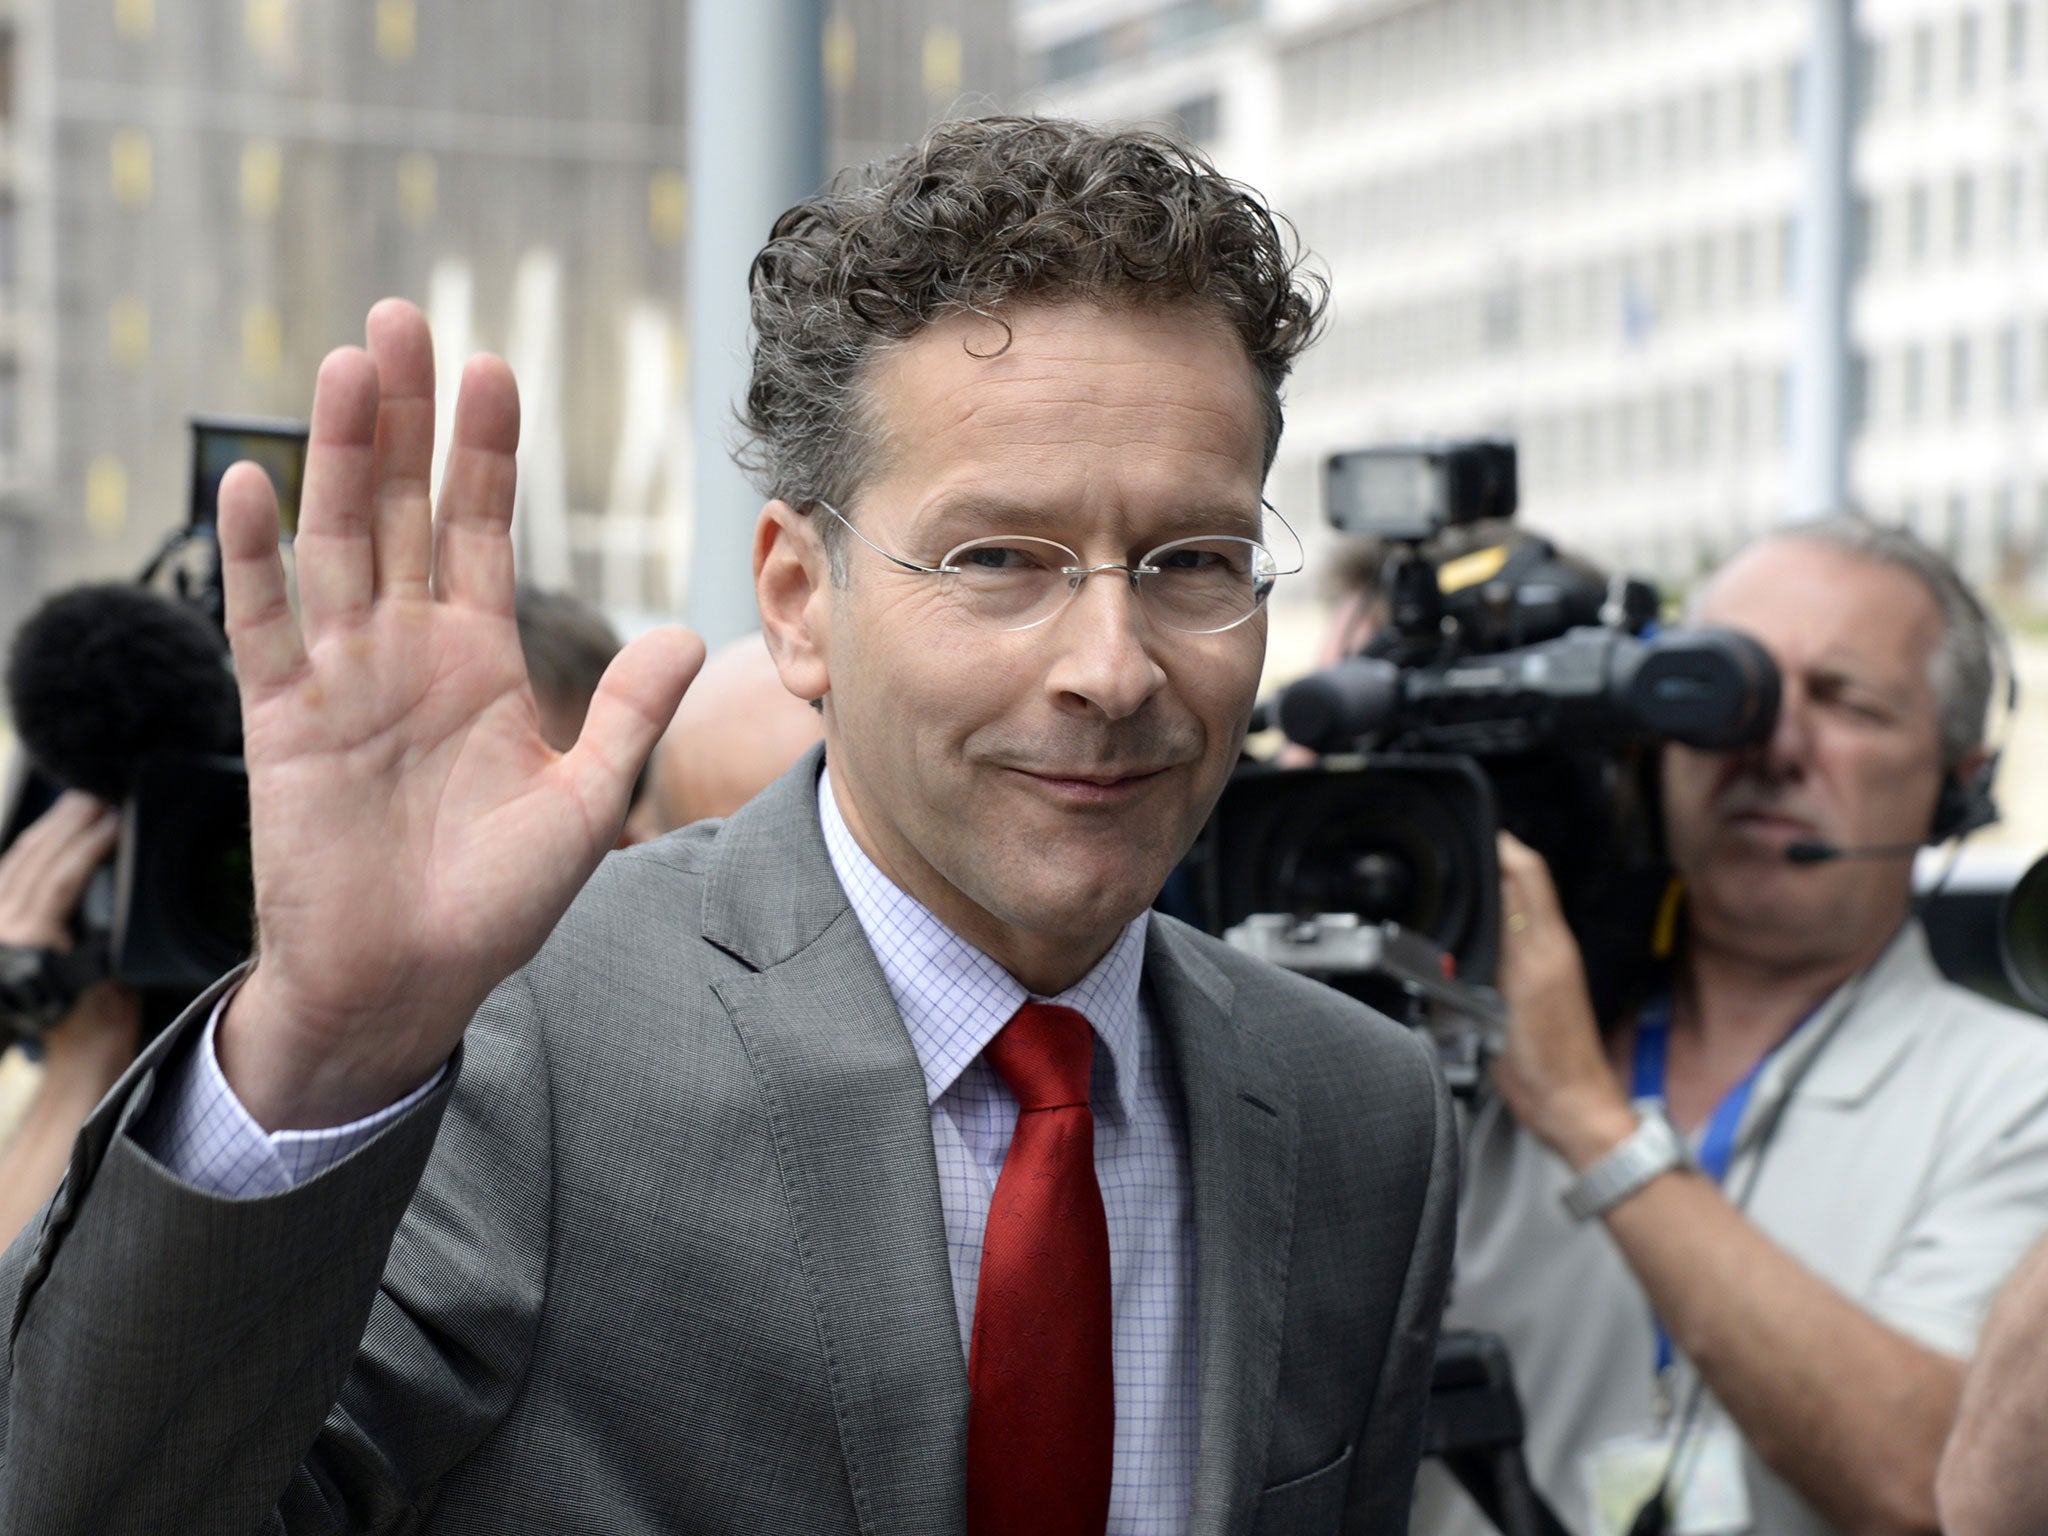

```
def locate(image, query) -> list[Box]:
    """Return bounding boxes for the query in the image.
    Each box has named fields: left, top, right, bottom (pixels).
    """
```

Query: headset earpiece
left=1924, top=566, right=2016, bottom=847
left=1930, top=754, right=2002, bottom=844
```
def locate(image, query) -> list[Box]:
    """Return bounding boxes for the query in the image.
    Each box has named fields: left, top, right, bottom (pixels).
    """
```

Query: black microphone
left=1783, top=839, right=1924, bottom=865
left=5, top=583, right=241, bottom=798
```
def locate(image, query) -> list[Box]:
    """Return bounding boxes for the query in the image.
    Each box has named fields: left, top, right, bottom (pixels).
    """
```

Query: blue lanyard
left=1629, top=996, right=1807, bottom=1379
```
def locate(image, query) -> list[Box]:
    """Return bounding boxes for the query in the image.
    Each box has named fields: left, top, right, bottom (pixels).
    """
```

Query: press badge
left=1583, top=1427, right=1752, bottom=1536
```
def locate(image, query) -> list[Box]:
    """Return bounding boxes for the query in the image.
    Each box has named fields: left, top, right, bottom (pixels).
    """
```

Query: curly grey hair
left=740, top=115, right=1327, bottom=562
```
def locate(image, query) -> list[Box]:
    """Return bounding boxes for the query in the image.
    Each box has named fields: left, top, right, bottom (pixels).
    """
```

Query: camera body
left=1191, top=439, right=1780, bottom=1048
left=0, top=417, right=305, bottom=1044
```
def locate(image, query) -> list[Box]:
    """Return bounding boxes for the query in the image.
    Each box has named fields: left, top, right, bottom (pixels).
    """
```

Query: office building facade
left=1024, top=0, right=2048, bottom=597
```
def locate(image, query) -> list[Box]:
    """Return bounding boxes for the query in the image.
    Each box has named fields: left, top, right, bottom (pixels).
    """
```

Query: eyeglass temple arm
left=813, top=499, right=955, bottom=575
left=1263, top=499, right=1306, bottom=577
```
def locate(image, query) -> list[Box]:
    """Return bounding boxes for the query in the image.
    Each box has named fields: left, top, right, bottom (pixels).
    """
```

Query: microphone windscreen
left=1784, top=840, right=1839, bottom=865
left=5, top=584, right=241, bottom=801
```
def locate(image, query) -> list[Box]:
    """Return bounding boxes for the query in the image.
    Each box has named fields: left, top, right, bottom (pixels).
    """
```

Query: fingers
left=291, top=345, right=384, bottom=637
left=1497, top=831, right=1565, bottom=928
left=432, top=355, right=522, bottom=614
left=219, top=459, right=309, bottom=691
left=37, top=803, right=120, bottom=920
left=0, top=790, right=102, bottom=877
left=366, top=300, right=437, bottom=599
left=276, top=302, right=521, bottom=636
left=563, top=628, right=707, bottom=825
left=0, top=791, right=117, bottom=948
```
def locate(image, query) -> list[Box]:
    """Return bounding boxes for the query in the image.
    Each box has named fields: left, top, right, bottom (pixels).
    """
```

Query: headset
left=1926, top=572, right=2015, bottom=845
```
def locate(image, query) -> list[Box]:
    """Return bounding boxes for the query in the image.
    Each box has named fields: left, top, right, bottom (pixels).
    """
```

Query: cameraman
left=1419, top=516, right=2048, bottom=1536
left=0, top=790, right=140, bottom=1245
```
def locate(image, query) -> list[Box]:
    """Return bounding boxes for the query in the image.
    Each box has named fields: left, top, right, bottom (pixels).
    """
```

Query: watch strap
left=1561, top=1099, right=1691, bottom=1221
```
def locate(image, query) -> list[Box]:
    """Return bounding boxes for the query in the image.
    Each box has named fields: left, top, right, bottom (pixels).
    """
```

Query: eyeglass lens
left=942, top=535, right=1277, bottom=634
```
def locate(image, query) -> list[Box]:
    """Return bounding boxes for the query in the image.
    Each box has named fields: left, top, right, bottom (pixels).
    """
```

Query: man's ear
left=755, top=500, right=831, bottom=704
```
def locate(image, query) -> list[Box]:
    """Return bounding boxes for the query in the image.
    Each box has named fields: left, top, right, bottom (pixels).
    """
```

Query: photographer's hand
left=214, top=300, right=704, bottom=1132
left=1490, top=830, right=1637, bottom=1168
left=0, top=789, right=118, bottom=949
left=0, top=791, right=141, bottom=1244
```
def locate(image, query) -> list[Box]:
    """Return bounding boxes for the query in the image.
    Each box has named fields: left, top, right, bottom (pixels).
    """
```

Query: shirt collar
left=817, top=766, right=1149, bottom=1121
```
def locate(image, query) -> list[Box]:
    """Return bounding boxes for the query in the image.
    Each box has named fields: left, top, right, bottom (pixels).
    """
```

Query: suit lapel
left=702, top=749, right=969, bottom=1536
left=1147, top=923, right=1301, bottom=1536
left=699, top=757, right=1302, bottom=1534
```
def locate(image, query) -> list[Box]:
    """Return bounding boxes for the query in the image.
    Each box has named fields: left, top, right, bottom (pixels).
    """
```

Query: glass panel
left=942, top=536, right=1074, bottom=628
left=1142, top=536, right=1275, bottom=631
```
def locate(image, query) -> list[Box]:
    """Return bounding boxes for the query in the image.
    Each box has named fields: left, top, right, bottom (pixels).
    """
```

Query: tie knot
left=985, top=1002, right=1095, bottom=1112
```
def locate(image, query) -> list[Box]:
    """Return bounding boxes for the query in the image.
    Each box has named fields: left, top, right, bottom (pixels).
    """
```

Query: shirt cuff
left=137, top=985, right=447, bottom=1198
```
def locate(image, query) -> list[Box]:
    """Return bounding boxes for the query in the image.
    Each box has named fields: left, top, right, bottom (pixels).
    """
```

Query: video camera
left=1189, top=439, right=1781, bottom=1080
left=0, top=417, right=306, bottom=1044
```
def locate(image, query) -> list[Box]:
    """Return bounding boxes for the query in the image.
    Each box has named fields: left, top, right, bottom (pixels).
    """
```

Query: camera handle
left=1427, top=1330, right=1574, bottom=1536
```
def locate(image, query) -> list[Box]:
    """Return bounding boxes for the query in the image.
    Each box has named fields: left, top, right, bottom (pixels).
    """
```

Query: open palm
left=215, top=300, right=703, bottom=1130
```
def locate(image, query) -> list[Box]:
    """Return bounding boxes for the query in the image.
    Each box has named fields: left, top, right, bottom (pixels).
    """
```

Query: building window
left=1483, top=274, right=1522, bottom=351
left=1961, top=10, right=1982, bottom=92
left=1908, top=182, right=1930, bottom=262
left=1954, top=172, right=1977, bottom=255
left=1904, top=343, right=1926, bottom=421
left=1912, top=23, right=1936, bottom=105
left=1951, top=335, right=1973, bottom=416
left=1654, top=243, right=1678, bottom=313
left=2000, top=323, right=2021, bottom=411
left=2011, top=0, right=2030, bottom=77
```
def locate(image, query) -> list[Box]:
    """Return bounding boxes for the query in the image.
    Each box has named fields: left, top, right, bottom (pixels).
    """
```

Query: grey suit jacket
left=0, top=749, right=1456, bottom=1535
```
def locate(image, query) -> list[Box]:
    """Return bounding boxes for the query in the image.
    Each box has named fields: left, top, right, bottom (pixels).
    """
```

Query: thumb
left=562, top=626, right=706, bottom=822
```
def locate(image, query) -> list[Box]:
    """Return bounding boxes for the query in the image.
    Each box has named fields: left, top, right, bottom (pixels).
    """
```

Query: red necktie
left=966, top=1002, right=1115, bottom=1536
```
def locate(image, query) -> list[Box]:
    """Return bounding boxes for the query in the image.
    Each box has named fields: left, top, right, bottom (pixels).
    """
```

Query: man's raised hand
left=215, top=300, right=703, bottom=1131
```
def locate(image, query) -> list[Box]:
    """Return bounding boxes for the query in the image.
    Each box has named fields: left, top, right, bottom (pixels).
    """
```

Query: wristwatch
left=1560, top=1099, right=1692, bottom=1221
